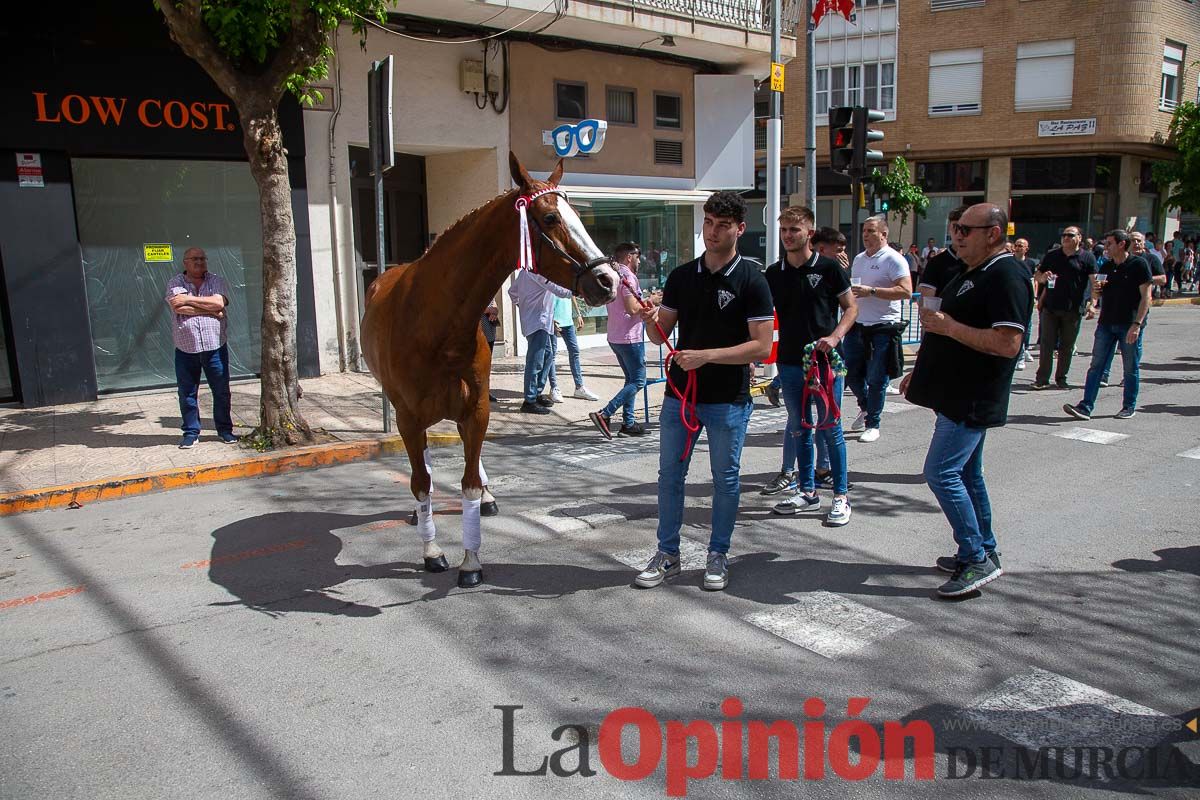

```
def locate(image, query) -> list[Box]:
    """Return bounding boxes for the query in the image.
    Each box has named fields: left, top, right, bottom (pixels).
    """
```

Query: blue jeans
left=1082, top=322, right=1141, bottom=413
left=842, top=326, right=892, bottom=429
left=656, top=396, right=753, bottom=556
left=778, top=363, right=847, bottom=494
left=923, top=414, right=995, bottom=565
left=175, top=345, right=233, bottom=437
left=1098, top=314, right=1146, bottom=385
left=548, top=324, right=584, bottom=391
left=603, top=342, right=646, bottom=427
left=523, top=329, right=554, bottom=403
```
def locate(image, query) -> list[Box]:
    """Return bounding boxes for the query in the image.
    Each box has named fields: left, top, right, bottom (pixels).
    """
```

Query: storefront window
left=72, top=158, right=264, bottom=391
left=572, top=198, right=694, bottom=336
left=916, top=195, right=986, bottom=250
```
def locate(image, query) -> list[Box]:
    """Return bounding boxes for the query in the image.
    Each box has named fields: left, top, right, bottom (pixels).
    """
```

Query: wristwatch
left=870, top=286, right=877, bottom=296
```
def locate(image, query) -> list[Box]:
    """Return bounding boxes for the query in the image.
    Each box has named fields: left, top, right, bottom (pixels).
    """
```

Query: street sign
left=770, top=62, right=785, bottom=92
left=143, top=243, right=173, bottom=263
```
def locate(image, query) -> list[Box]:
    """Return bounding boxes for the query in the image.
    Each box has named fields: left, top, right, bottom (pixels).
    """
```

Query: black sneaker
left=1063, top=403, right=1091, bottom=421
left=218, top=432, right=239, bottom=444
left=618, top=422, right=647, bottom=437
left=536, top=394, right=555, bottom=407
left=814, top=471, right=855, bottom=492
left=1114, top=407, right=1136, bottom=419
left=936, top=550, right=1002, bottom=574
left=937, top=557, right=1003, bottom=597
left=760, top=470, right=797, bottom=496
left=178, top=434, right=198, bottom=449
left=1055, top=380, right=1071, bottom=390
left=1031, top=381, right=1050, bottom=390
left=520, top=401, right=551, bottom=415
left=588, top=411, right=612, bottom=439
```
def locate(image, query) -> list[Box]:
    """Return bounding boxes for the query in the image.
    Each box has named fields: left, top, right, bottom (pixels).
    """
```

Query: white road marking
left=743, top=591, right=911, bottom=659
left=524, top=499, right=627, bottom=534
left=1177, top=446, right=1200, bottom=460
left=1052, top=427, right=1130, bottom=445
left=611, top=535, right=709, bottom=572
left=960, top=668, right=1172, bottom=769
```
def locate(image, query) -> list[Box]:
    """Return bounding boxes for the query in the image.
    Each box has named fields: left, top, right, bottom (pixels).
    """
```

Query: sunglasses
left=1061, top=232, right=1080, bottom=238
left=951, top=223, right=994, bottom=236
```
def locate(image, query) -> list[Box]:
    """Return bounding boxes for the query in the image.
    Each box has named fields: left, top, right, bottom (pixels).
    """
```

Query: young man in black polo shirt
left=902, top=203, right=1033, bottom=597
left=1064, top=230, right=1153, bottom=421
left=1032, top=225, right=1096, bottom=389
left=764, top=206, right=858, bottom=525
left=634, top=191, right=775, bottom=592
left=918, top=206, right=968, bottom=299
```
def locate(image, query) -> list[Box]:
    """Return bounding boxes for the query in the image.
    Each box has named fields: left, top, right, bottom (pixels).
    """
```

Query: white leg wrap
left=477, top=457, right=489, bottom=487
left=462, top=496, right=482, bottom=553
left=416, top=447, right=435, bottom=542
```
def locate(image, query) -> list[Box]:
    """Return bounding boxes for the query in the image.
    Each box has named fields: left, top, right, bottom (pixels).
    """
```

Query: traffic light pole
left=766, top=0, right=782, bottom=268
left=804, top=0, right=816, bottom=209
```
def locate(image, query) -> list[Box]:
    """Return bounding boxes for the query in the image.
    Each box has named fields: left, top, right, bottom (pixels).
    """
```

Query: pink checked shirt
left=165, top=271, right=231, bottom=354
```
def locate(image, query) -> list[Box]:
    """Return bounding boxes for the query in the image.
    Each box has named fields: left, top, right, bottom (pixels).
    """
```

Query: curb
left=1153, top=297, right=1200, bottom=306
left=0, top=432, right=464, bottom=517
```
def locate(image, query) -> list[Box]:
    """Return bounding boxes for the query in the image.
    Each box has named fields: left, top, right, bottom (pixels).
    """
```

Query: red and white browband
left=514, top=187, right=567, bottom=272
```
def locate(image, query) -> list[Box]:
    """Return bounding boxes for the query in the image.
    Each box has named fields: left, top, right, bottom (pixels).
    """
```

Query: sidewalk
left=0, top=345, right=674, bottom=512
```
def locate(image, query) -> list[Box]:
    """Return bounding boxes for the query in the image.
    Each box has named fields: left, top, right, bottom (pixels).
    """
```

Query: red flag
left=811, top=0, right=856, bottom=30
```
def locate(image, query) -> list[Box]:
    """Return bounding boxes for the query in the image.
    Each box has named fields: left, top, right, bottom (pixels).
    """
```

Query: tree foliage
left=868, top=156, right=929, bottom=227
left=156, top=0, right=387, bottom=448
left=1152, top=101, right=1200, bottom=214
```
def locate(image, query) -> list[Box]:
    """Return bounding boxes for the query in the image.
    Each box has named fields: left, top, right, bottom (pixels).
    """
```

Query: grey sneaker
left=634, top=551, right=680, bottom=588
left=760, top=470, right=797, bottom=496
left=703, top=551, right=729, bottom=591
left=1115, top=407, right=1136, bottom=419
left=936, top=550, right=1002, bottom=574
left=773, top=491, right=821, bottom=516
left=937, top=556, right=1003, bottom=597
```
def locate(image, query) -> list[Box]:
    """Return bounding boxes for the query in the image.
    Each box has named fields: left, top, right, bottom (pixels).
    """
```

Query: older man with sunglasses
left=901, top=204, right=1033, bottom=598
left=1031, top=226, right=1096, bottom=390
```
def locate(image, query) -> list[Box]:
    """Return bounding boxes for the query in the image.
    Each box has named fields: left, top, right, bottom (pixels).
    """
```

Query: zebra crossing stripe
left=743, top=591, right=911, bottom=659
left=1177, top=446, right=1200, bottom=460
left=1052, top=427, right=1130, bottom=445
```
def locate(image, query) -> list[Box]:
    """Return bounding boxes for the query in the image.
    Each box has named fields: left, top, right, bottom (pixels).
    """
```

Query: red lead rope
left=617, top=274, right=700, bottom=461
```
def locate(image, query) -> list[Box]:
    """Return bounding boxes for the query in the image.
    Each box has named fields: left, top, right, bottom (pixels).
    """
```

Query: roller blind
left=928, top=49, right=983, bottom=116
left=1015, top=40, right=1075, bottom=111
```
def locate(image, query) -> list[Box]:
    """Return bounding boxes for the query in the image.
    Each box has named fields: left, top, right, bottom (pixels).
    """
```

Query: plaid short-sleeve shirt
left=165, top=271, right=230, bottom=354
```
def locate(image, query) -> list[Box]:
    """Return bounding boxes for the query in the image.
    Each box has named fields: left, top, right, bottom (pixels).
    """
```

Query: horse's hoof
left=481, top=500, right=499, bottom=517
left=423, top=555, right=450, bottom=573
left=457, top=569, right=484, bottom=588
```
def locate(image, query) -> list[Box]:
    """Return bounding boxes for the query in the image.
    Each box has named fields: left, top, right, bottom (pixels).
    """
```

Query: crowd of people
left=501, top=191, right=1172, bottom=600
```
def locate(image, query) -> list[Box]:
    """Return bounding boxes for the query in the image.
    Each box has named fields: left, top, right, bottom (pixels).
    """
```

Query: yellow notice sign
left=1006, top=222, right=1016, bottom=237
left=144, top=243, right=174, bottom=263
left=770, top=62, right=785, bottom=92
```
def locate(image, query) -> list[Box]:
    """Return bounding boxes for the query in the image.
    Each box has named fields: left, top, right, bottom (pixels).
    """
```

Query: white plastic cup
left=923, top=297, right=942, bottom=313
left=1094, top=273, right=1108, bottom=286
left=1047, top=274, right=1058, bottom=289
left=851, top=277, right=863, bottom=287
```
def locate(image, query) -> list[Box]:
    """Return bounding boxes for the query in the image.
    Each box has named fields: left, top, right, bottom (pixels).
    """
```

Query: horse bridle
left=516, top=188, right=613, bottom=293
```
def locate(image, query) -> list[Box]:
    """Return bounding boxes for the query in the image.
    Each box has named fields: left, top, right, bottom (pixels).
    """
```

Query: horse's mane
left=417, top=185, right=525, bottom=266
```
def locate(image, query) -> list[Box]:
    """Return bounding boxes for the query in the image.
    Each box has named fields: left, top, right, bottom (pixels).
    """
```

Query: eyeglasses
left=951, top=223, right=993, bottom=236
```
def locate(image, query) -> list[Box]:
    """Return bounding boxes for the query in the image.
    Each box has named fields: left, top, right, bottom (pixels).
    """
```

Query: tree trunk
left=241, top=100, right=314, bottom=448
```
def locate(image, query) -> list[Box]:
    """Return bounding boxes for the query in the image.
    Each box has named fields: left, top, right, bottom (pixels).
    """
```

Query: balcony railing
left=626, top=0, right=771, bottom=33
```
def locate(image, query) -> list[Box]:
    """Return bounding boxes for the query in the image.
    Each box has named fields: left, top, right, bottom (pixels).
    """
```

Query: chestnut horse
left=361, top=153, right=618, bottom=588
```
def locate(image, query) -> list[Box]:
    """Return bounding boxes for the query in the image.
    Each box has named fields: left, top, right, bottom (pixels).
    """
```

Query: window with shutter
left=1161, top=41, right=1185, bottom=112
left=606, top=86, right=636, bottom=125
left=931, top=0, right=984, bottom=9
left=1015, top=40, right=1075, bottom=112
left=928, top=48, right=983, bottom=116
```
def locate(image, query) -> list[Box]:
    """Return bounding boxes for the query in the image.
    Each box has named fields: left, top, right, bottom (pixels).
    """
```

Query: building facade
left=775, top=0, right=1200, bottom=255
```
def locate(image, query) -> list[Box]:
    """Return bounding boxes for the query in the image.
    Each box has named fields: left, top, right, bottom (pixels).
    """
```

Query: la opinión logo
left=494, top=696, right=935, bottom=796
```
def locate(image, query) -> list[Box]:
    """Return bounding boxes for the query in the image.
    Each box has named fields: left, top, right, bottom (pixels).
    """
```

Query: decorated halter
left=514, top=186, right=613, bottom=294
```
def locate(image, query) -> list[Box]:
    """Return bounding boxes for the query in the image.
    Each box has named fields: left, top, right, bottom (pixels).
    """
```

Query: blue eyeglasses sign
left=550, top=119, right=608, bottom=158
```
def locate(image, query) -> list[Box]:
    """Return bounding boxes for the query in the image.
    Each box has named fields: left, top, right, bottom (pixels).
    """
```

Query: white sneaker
left=550, top=388, right=564, bottom=403
left=573, top=386, right=599, bottom=401
left=886, top=383, right=900, bottom=395
left=859, top=427, right=881, bottom=443
left=849, top=411, right=867, bottom=432
left=827, top=497, right=851, bottom=526
left=773, top=490, right=821, bottom=515
left=1015, top=359, right=1026, bottom=370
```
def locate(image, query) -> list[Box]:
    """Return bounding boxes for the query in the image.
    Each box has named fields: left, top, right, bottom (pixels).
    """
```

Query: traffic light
left=828, top=107, right=855, bottom=175
left=852, top=106, right=886, bottom=176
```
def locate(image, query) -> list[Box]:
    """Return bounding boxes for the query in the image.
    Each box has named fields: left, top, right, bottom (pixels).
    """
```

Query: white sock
left=478, top=458, right=489, bottom=487
left=462, top=496, right=482, bottom=553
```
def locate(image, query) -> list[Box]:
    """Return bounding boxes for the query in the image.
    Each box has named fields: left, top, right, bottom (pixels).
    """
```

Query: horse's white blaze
left=558, top=198, right=608, bottom=263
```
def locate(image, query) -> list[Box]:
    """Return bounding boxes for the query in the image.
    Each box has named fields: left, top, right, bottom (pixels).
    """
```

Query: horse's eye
left=544, top=213, right=560, bottom=226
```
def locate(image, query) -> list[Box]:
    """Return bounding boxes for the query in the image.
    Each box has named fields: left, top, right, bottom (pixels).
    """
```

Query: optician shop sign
left=1037, top=118, right=1096, bottom=137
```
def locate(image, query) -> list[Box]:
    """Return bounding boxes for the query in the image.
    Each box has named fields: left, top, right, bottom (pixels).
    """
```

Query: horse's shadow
left=207, top=510, right=415, bottom=617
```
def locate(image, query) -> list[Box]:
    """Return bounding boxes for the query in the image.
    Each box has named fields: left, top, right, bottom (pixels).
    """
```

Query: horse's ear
left=509, top=151, right=533, bottom=191
left=548, top=158, right=564, bottom=187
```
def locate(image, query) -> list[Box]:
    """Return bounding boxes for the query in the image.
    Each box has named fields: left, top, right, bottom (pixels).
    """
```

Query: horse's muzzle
left=580, top=261, right=618, bottom=306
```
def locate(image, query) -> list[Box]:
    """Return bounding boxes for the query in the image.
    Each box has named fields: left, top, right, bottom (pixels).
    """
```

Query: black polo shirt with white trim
left=765, top=252, right=851, bottom=365
left=919, top=248, right=962, bottom=296
left=905, top=252, right=1034, bottom=428
left=661, top=253, right=775, bottom=404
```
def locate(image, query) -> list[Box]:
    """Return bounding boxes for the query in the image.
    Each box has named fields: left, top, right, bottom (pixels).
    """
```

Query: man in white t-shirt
left=845, top=216, right=913, bottom=442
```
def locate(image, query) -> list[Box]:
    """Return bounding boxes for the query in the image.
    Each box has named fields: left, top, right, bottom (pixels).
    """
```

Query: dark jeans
left=1082, top=323, right=1142, bottom=414
left=1035, top=309, right=1083, bottom=384
left=175, top=345, right=233, bottom=437
left=523, top=329, right=554, bottom=403
left=602, top=342, right=646, bottom=427
left=842, top=326, right=894, bottom=429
